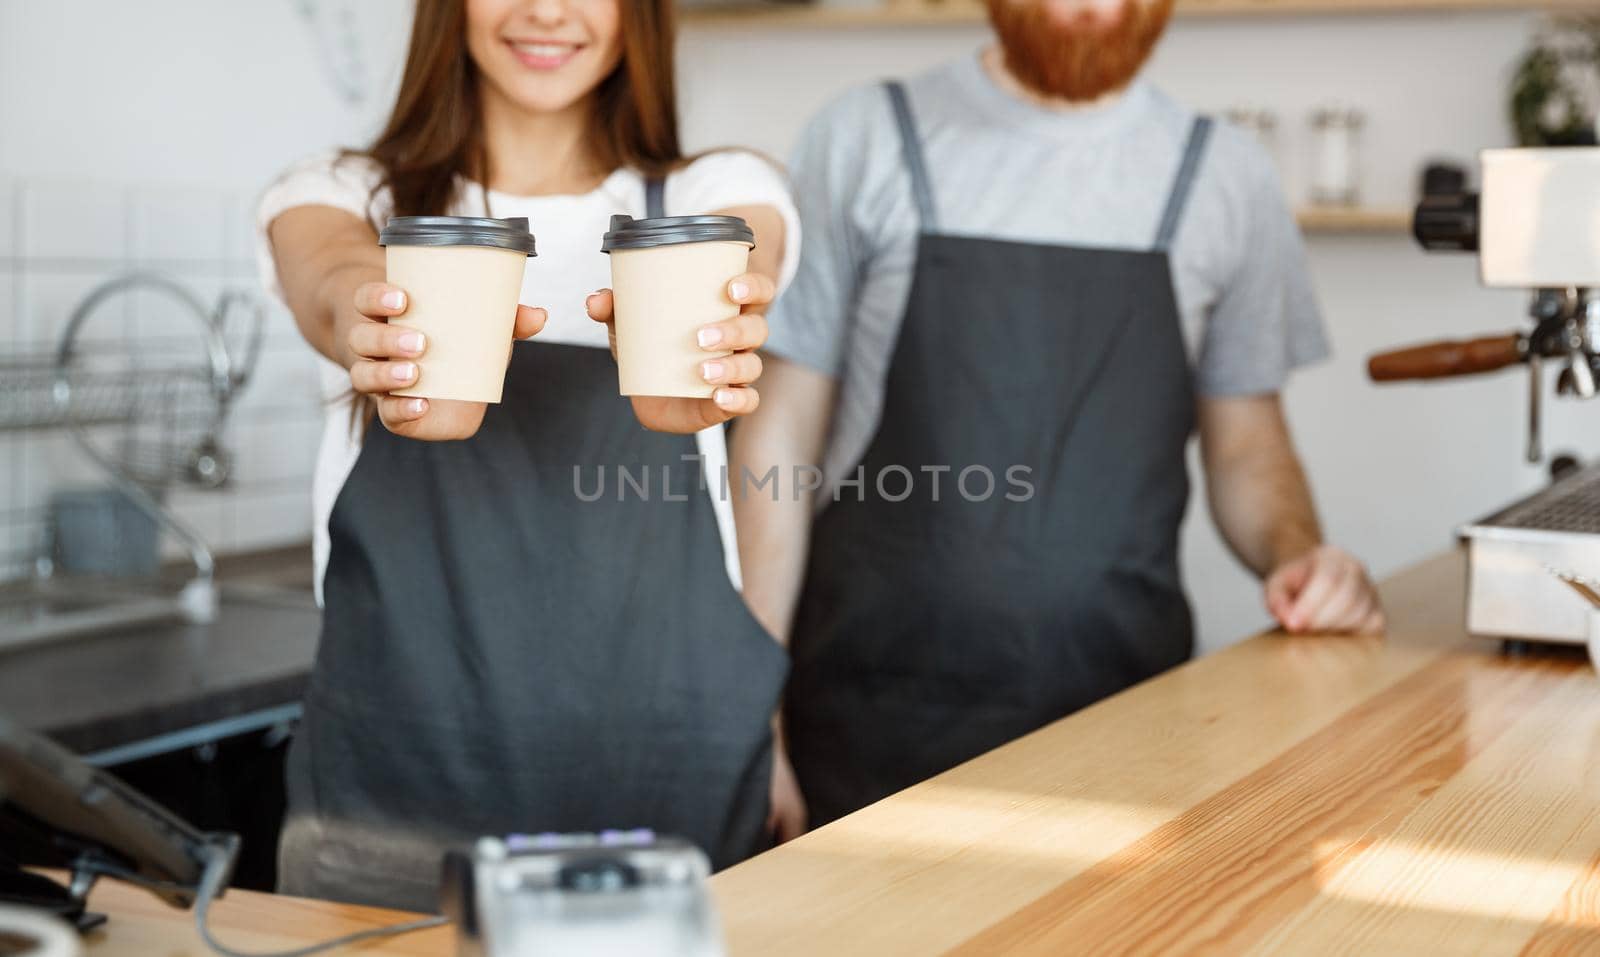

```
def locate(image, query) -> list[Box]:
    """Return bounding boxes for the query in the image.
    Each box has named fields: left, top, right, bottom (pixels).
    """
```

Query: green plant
left=1510, top=15, right=1600, bottom=147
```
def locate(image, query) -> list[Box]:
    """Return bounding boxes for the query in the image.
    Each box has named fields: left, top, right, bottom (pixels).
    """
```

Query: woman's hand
left=586, top=273, right=772, bottom=435
left=347, top=282, right=547, bottom=441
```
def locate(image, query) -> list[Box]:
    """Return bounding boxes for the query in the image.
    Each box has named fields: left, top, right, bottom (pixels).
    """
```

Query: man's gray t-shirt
left=766, top=52, right=1330, bottom=494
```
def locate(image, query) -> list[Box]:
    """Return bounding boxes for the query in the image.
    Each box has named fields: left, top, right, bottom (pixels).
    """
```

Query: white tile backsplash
left=0, top=522, right=19, bottom=569
left=258, top=332, right=313, bottom=362
left=223, top=190, right=259, bottom=267
left=213, top=287, right=302, bottom=378
left=0, top=178, right=16, bottom=260
left=225, top=259, right=300, bottom=349
left=127, top=274, right=223, bottom=347
left=231, top=415, right=321, bottom=486
left=234, top=346, right=326, bottom=421
left=17, top=270, right=125, bottom=349
left=19, top=432, right=108, bottom=518
left=0, top=433, right=26, bottom=520
left=2, top=177, right=317, bottom=583
left=0, top=273, right=16, bottom=345
left=232, top=488, right=313, bottom=552
left=131, top=187, right=229, bottom=263
left=163, top=489, right=232, bottom=559
left=20, top=180, right=128, bottom=261
left=258, top=302, right=308, bottom=351
left=0, top=521, right=43, bottom=577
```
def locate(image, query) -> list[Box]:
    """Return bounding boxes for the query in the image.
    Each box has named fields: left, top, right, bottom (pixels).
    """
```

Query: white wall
left=1, top=1, right=1591, bottom=649
left=0, top=1, right=409, bottom=577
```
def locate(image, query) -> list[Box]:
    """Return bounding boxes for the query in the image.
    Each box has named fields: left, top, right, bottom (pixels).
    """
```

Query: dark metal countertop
left=0, top=547, right=320, bottom=757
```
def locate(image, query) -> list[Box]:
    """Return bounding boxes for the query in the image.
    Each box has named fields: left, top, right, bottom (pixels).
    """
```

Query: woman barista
left=259, top=0, right=803, bottom=910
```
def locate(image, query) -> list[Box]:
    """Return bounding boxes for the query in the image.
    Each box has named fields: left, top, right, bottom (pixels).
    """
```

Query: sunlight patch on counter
left=1313, top=837, right=1590, bottom=925
left=822, top=784, right=1178, bottom=867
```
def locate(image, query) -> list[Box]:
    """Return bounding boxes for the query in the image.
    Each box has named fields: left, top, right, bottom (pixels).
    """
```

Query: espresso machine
left=1369, top=147, right=1600, bottom=662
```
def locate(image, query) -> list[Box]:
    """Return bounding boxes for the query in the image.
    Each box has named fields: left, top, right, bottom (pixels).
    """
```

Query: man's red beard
left=985, top=0, right=1175, bottom=102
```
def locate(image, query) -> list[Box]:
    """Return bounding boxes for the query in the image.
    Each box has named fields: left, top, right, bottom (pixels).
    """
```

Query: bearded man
left=734, top=0, right=1388, bottom=831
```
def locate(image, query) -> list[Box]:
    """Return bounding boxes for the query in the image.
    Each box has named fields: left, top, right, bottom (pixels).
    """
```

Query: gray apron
left=786, top=83, right=1210, bottom=827
left=279, top=179, right=788, bottom=912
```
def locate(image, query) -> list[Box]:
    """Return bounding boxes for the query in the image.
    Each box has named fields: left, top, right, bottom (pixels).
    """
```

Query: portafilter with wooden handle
left=1367, top=334, right=1526, bottom=382
left=1368, top=289, right=1600, bottom=463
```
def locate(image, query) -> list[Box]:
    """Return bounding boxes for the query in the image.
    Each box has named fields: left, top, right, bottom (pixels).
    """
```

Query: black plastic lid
left=379, top=216, right=537, bottom=257
left=601, top=215, right=755, bottom=253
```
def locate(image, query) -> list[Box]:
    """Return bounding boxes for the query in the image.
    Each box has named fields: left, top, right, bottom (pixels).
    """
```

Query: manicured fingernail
left=392, top=362, right=416, bottom=381
left=407, top=398, right=426, bottom=415
left=702, top=361, right=724, bottom=382
left=381, top=290, right=406, bottom=310
left=397, top=331, right=425, bottom=354
left=698, top=327, right=724, bottom=348
left=729, top=280, right=750, bottom=301
left=714, top=389, right=738, bottom=408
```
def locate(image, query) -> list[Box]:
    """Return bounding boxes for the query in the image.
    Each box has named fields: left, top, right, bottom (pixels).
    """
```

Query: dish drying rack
left=1, top=273, right=263, bottom=650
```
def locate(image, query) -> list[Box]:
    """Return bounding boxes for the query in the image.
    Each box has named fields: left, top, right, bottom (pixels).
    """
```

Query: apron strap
left=645, top=175, right=666, bottom=218
left=1152, top=115, right=1213, bottom=252
left=883, top=81, right=939, bottom=231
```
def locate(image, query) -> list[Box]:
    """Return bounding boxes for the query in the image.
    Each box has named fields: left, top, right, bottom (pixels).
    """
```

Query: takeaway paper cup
left=602, top=214, right=756, bottom=398
left=378, top=215, right=537, bottom=404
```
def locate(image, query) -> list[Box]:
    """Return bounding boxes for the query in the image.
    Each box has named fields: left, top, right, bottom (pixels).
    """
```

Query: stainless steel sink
left=0, top=578, right=197, bottom=652
left=0, top=547, right=315, bottom=653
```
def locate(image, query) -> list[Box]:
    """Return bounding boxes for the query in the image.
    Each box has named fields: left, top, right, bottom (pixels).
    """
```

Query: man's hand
left=1199, top=396, right=1385, bottom=637
left=1264, top=544, right=1386, bottom=635
left=767, top=720, right=807, bottom=845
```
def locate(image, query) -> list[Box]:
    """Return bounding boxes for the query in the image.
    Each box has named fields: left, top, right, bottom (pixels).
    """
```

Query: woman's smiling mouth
left=505, top=39, right=582, bottom=70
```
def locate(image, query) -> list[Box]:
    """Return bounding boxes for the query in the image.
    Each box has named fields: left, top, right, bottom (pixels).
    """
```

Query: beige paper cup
left=378, top=216, right=537, bottom=404
left=603, top=215, right=756, bottom=399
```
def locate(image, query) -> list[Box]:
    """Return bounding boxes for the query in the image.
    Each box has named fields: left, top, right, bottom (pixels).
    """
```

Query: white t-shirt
left=255, top=151, right=802, bottom=603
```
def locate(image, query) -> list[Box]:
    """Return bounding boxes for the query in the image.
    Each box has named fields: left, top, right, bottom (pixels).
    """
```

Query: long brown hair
left=362, top=0, right=684, bottom=217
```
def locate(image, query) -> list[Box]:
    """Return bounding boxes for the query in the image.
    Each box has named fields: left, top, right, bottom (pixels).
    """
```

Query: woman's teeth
left=514, top=43, right=575, bottom=58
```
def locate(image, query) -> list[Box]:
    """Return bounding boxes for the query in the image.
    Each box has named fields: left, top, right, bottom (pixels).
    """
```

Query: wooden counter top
left=71, top=549, right=1600, bottom=954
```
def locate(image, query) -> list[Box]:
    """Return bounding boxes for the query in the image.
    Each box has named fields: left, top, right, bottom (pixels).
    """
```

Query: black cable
left=193, top=844, right=447, bottom=957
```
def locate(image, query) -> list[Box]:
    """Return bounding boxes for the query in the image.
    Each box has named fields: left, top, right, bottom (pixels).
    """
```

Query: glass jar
left=1310, top=105, right=1365, bottom=207
left=1224, top=107, right=1280, bottom=169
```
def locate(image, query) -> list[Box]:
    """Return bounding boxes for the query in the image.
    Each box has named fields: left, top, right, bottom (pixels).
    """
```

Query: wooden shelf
left=681, top=0, right=1587, bottom=27
left=680, top=2, right=1431, bottom=238
left=1296, top=205, right=1412, bottom=233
